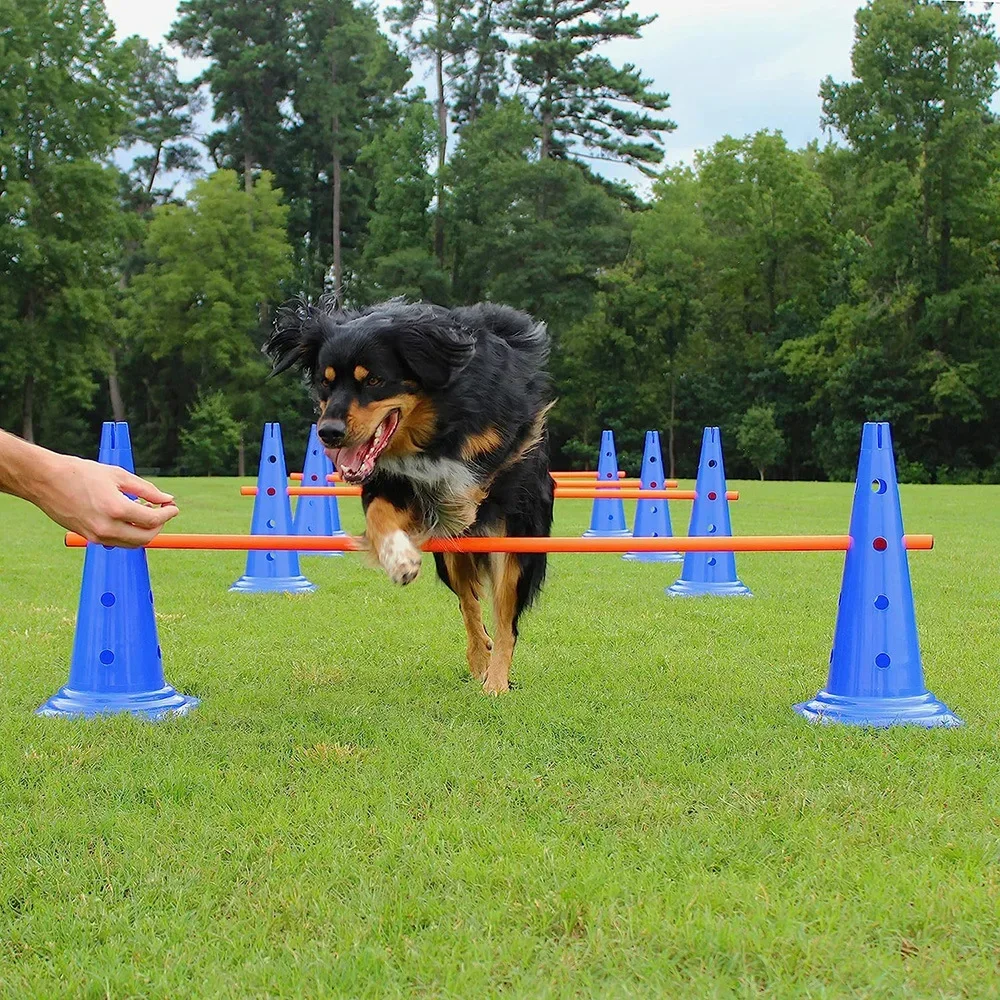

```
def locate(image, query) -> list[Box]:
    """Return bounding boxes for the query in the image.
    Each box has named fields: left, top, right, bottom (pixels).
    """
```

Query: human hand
left=30, top=454, right=178, bottom=548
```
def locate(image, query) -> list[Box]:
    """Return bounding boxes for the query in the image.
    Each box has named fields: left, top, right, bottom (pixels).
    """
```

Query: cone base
left=229, top=574, right=317, bottom=594
left=37, top=685, right=198, bottom=720
left=666, top=578, right=753, bottom=597
left=623, top=550, right=683, bottom=563
left=794, top=689, right=963, bottom=728
left=582, top=528, right=631, bottom=538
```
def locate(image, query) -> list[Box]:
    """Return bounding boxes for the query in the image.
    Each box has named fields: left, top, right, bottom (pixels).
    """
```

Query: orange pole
left=288, top=470, right=660, bottom=485
left=64, top=532, right=934, bottom=553
left=241, top=485, right=737, bottom=501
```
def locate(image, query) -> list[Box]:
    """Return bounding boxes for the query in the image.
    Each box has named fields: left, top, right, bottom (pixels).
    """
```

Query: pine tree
left=503, top=0, right=673, bottom=173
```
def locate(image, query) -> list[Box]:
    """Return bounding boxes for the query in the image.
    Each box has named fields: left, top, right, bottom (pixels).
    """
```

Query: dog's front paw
left=379, top=530, right=422, bottom=586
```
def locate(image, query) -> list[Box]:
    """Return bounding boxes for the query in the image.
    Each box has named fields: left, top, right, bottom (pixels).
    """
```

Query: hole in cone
left=707, top=557, right=717, bottom=566
left=100, top=650, right=114, bottom=665
left=268, top=455, right=277, bottom=463
left=875, top=653, right=891, bottom=669
left=871, top=478, right=887, bottom=494
left=708, top=460, right=717, bottom=468
left=874, top=595, right=889, bottom=610
left=873, top=537, right=888, bottom=551
left=266, top=488, right=276, bottom=496
left=708, top=491, right=718, bottom=501
left=100, top=592, right=115, bottom=608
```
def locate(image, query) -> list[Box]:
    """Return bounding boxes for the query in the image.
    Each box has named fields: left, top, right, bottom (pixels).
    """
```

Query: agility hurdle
left=65, top=532, right=933, bottom=553
left=290, top=473, right=672, bottom=488
left=45, top=419, right=961, bottom=730
left=239, top=486, right=738, bottom=501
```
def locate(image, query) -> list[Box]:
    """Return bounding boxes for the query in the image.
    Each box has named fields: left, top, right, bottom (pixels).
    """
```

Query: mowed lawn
left=1, top=477, right=999, bottom=999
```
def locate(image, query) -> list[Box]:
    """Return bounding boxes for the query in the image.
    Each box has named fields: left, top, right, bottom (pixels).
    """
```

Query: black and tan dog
left=264, top=298, right=554, bottom=694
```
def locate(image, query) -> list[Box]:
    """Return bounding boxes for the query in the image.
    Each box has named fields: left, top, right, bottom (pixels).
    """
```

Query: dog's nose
left=318, top=418, right=347, bottom=447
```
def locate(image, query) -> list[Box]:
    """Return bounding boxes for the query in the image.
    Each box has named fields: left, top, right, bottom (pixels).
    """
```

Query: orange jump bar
left=241, top=486, right=736, bottom=501
left=288, top=471, right=676, bottom=488
left=64, top=533, right=934, bottom=553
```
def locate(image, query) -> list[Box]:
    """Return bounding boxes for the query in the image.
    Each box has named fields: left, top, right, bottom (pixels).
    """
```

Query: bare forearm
left=0, top=428, right=179, bottom=547
left=0, top=429, right=60, bottom=504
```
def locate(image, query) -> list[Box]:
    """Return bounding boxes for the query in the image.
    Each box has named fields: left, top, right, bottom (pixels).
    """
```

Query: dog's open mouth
left=327, top=409, right=400, bottom=483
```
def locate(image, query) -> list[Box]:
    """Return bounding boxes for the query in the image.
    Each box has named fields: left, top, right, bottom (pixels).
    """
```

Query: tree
left=801, top=0, right=1000, bottom=478
left=178, top=391, right=242, bottom=475
left=288, top=0, right=410, bottom=302
left=357, top=98, right=449, bottom=302
left=0, top=0, right=133, bottom=445
left=446, top=101, right=630, bottom=325
left=737, top=405, right=785, bottom=480
left=109, top=40, right=204, bottom=424
left=503, top=0, right=674, bottom=172
left=126, top=170, right=293, bottom=467
left=119, top=39, right=205, bottom=211
left=169, top=0, right=295, bottom=191
left=387, top=0, right=465, bottom=265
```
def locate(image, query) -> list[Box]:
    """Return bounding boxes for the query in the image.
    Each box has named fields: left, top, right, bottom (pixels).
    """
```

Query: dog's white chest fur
left=379, top=455, right=482, bottom=536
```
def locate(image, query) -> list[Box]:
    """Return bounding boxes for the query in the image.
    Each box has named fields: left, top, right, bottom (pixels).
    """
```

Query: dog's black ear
left=263, top=301, right=326, bottom=378
left=395, top=308, right=476, bottom=390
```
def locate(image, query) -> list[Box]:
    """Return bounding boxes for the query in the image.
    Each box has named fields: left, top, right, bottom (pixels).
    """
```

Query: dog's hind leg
left=440, top=553, right=492, bottom=682
left=483, top=553, right=522, bottom=695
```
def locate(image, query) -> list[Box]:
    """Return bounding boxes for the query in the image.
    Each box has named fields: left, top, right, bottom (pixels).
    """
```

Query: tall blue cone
left=293, top=424, right=346, bottom=557
left=582, top=430, right=629, bottom=538
left=624, top=430, right=681, bottom=563
left=795, top=422, right=961, bottom=727
left=230, top=423, right=317, bottom=593
left=38, top=422, right=198, bottom=719
left=666, top=426, right=751, bottom=597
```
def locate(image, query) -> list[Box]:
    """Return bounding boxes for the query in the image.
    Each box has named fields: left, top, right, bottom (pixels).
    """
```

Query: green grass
left=1, top=479, right=999, bottom=998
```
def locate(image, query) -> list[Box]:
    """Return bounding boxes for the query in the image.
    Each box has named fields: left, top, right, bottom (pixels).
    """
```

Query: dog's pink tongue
left=331, top=442, right=368, bottom=477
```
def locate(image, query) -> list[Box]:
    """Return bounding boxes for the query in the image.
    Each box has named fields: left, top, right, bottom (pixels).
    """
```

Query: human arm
left=0, top=429, right=178, bottom=547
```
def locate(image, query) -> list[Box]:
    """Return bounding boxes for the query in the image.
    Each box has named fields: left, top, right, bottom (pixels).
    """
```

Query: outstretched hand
left=32, top=455, right=178, bottom=548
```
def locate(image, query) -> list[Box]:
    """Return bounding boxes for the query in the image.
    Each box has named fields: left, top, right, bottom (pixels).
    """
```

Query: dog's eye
left=364, top=375, right=384, bottom=388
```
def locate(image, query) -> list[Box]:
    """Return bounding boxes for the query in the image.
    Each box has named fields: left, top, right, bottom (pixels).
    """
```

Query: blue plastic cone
left=666, top=427, right=751, bottom=597
left=38, top=422, right=198, bottom=719
left=230, top=423, right=316, bottom=593
left=582, top=430, right=629, bottom=538
left=795, top=422, right=961, bottom=727
left=294, top=424, right=346, bottom=557
left=624, top=430, right=681, bottom=563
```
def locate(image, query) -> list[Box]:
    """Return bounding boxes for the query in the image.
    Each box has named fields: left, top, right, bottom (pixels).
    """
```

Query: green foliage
left=178, top=392, right=242, bottom=475
left=737, top=406, right=786, bottom=481
left=0, top=0, right=133, bottom=445
left=503, top=0, right=675, bottom=171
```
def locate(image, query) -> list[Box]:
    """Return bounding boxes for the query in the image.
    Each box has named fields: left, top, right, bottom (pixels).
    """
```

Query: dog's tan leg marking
left=483, top=553, right=521, bottom=695
left=365, top=498, right=422, bottom=586
left=443, top=553, right=492, bottom=681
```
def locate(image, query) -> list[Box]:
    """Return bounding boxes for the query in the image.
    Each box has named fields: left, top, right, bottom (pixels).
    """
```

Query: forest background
left=2, top=0, right=998, bottom=483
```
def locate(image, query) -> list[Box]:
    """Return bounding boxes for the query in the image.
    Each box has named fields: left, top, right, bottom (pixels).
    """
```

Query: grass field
left=1, top=477, right=999, bottom=998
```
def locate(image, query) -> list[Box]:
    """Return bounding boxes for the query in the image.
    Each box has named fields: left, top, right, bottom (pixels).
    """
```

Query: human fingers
left=116, top=469, right=175, bottom=506
left=114, top=496, right=178, bottom=531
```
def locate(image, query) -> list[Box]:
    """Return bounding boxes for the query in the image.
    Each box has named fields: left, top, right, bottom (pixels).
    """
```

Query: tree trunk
left=332, top=118, right=343, bottom=306
left=237, top=429, right=246, bottom=478
left=244, top=149, right=253, bottom=193
left=21, top=373, right=34, bottom=443
left=759, top=467, right=765, bottom=482
left=540, top=67, right=553, bottom=159
left=668, top=374, right=676, bottom=480
left=108, top=346, right=126, bottom=423
left=434, top=40, right=447, bottom=267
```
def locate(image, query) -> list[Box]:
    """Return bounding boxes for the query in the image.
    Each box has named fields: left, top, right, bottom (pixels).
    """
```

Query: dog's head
left=263, top=299, right=476, bottom=483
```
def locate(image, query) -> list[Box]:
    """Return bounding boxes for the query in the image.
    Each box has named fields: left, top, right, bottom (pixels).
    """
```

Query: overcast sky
left=101, top=0, right=995, bottom=189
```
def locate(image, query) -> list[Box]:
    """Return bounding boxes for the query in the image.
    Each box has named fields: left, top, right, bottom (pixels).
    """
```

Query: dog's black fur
left=263, top=297, right=555, bottom=690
